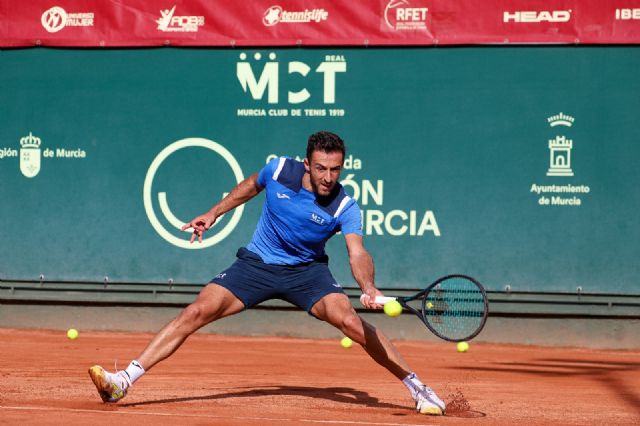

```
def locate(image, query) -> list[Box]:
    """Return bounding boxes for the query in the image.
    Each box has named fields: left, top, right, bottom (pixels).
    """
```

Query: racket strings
left=422, top=278, right=487, bottom=341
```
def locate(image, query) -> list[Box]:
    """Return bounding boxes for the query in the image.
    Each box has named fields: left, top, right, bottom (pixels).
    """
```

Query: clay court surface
left=0, top=328, right=638, bottom=425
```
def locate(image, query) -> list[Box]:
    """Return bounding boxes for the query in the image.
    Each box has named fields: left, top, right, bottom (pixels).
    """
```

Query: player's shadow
left=122, top=385, right=407, bottom=410
left=456, top=358, right=640, bottom=415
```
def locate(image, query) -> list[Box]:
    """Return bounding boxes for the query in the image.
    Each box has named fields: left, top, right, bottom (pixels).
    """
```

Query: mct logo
left=236, top=52, right=347, bottom=104
left=143, top=138, right=244, bottom=249
left=310, top=213, right=326, bottom=225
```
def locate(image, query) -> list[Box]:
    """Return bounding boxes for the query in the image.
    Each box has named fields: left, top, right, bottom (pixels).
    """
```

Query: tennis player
left=89, top=131, right=446, bottom=415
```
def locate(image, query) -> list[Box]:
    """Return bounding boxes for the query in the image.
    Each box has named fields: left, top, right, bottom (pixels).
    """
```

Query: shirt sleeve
left=256, top=157, right=281, bottom=188
left=338, top=200, right=363, bottom=236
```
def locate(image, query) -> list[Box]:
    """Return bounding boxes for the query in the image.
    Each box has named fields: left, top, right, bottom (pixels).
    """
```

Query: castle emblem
left=547, top=136, right=573, bottom=177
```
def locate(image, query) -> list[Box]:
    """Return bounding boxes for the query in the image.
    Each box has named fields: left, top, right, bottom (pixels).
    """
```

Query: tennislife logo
left=143, top=138, right=245, bottom=249
left=262, top=5, right=329, bottom=26
left=236, top=52, right=347, bottom=118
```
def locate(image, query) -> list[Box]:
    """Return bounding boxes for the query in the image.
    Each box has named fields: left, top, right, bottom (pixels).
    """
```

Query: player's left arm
left=344, top=233, right=383, bottom=310
left=181, top=172, right=263, bottom=243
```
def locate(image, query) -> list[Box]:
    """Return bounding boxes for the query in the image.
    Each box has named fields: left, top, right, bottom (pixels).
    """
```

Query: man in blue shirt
left=89, top=131, right=445, bottom=415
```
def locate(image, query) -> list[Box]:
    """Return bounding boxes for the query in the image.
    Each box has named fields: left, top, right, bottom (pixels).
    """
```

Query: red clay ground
left=0, top=328, right=638, bottom=425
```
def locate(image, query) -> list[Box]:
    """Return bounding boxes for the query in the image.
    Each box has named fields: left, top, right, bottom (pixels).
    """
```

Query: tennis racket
left=362, top=274, right=489, bottom=342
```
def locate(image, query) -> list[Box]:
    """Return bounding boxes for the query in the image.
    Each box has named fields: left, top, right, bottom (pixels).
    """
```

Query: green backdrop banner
left=1, top=47, right=638, bottom=294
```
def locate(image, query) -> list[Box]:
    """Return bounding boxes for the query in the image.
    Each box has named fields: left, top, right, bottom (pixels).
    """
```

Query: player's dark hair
left=306, top=131, right=346, bottom=160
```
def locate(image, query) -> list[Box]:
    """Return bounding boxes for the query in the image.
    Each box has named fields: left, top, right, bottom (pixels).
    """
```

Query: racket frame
left=371, top=274, right=489, bottom=342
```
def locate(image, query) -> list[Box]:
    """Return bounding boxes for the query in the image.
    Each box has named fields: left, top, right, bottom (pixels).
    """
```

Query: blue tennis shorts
left=210, top=247, right=345, bottom=313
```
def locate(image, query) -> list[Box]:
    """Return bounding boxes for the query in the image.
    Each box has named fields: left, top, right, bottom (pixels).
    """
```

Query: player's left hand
left=181, top=212, right=217, bottom=243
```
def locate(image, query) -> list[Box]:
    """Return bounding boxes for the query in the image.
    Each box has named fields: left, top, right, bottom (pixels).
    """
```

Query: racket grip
left=359, top=294, right=396, bottom=304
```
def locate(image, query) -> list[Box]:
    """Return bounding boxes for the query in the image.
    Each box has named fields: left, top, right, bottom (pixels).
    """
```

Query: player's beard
left=309, top=174, right=335, bottom=196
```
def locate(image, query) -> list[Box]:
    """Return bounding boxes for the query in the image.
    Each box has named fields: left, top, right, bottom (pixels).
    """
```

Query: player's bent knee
left=341, top=312, right=364, bottom=336
left=177, top=303, right=211, bottom=330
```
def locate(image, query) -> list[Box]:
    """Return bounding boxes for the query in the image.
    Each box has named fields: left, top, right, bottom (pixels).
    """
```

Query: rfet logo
left=384, top=0, right=429, bottom=31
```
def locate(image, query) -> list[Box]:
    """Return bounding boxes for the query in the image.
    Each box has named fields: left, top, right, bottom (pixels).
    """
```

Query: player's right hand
left=181, top=212, right=217, bottom=243
left=359, top=288, right=384, bottom=310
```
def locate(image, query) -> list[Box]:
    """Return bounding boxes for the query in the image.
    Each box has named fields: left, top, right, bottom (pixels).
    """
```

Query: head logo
left=262, top=5, right=328, bottom=26
left=20, top=132, right=42, bottom=178
left=143, top=138, right=245, bottom=249
left=504, top=10, right=572, bottom=23
left=384, top=0, right=429, bottom=31
left=41, top=7, right=67, bottom=33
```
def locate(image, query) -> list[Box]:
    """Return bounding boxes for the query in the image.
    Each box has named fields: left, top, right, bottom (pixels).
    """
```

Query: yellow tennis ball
left=457, top=341, right=469, bottom=353
left=67, top=328, right=79, bottom=340
left=340, top=336, right=353, bottom=348
left=383, top=300, right=402, bottom=317
left=426, top=302, right=434, bottom=309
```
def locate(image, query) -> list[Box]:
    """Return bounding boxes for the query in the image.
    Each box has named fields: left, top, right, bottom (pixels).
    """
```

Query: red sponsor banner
left=1, top=0, right=639, bottom=47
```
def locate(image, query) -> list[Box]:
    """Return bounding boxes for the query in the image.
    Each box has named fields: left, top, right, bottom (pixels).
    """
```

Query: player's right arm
left=344, top=233, right=384, bottom=310
left=181, top=172, right=263, bottom=243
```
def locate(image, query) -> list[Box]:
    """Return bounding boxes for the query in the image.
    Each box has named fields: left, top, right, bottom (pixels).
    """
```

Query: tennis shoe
left=415, top=385, right=445, bottom=415
left=88, top=365, right=131, bottom=403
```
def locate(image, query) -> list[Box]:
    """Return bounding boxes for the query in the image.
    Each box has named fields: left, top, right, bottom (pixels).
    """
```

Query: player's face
left=305, top=150, right=344, bottom=196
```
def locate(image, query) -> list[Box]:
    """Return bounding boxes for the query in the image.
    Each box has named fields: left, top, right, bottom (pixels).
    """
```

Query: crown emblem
left=20, top=132, right=42, bottom=149
left=547, top=112, right=575, bottom=127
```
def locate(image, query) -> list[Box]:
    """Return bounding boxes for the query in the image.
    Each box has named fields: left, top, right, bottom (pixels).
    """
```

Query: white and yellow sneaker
left=415, top=385, right=445, bottom=415
left=88, top=365, right=131, bottom=403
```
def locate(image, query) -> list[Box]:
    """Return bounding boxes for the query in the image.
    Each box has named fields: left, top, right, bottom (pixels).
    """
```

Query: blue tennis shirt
left=246, top=157, right=362, bottom=265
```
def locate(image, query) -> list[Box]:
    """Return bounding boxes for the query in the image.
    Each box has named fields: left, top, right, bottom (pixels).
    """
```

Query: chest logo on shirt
left=310, top=213, right=326, bottom=225
left=276, top=192, right=291, bottom=199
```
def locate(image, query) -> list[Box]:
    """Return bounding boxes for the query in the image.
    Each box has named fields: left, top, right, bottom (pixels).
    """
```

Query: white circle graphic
left=143, top=138, right=245, bottom=249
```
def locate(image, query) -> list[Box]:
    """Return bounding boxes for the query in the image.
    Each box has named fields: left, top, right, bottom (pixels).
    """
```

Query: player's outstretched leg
left=311, top=293, right=445, bottom=415
left=89, top=284, right=244, bottom=402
